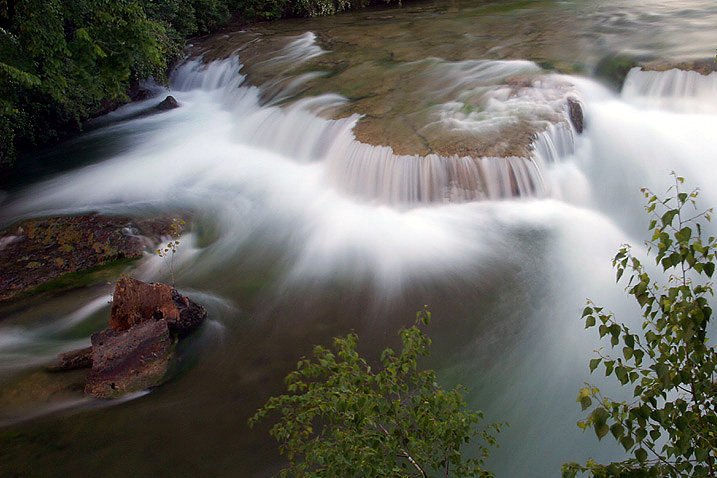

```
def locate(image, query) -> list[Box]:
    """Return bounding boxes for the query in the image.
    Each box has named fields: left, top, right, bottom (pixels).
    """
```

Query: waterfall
left=323, top=142, right=548, bottom=203
left=622, top=67, right=717, bottom=112
left=165, top=55, right=583, bottom=205
left=1, top=9, right=716, bottom=478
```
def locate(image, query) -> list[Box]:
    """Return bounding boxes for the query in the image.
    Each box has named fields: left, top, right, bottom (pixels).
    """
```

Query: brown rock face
left=85, top=320, right=175, bottom=398
left=567, top=98, right=584, bottom=134
left=110, top=277, right=207, bottom=337
left=110, top=278, right=179, bottom=331
left=48, top=346, right=94, bottom=372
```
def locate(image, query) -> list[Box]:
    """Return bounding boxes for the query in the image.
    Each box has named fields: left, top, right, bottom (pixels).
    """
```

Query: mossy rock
left=0, top=215, right=187, bottom=304
left=594, top=54, right=653, bottom=91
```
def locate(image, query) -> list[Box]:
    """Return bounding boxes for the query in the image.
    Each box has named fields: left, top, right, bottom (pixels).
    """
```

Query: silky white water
left=1, top=4, right=717, bottom=477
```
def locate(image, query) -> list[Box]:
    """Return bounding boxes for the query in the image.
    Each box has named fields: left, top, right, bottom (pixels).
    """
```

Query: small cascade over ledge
left=166, top=54, right=582, bottom=205
left=622, top=67, right=717, bottom=112
left=324, top=135, right=549, bottom=204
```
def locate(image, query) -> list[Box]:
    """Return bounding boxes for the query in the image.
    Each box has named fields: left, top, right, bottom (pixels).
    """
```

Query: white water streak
left=622, top=67, right=717, bottom=112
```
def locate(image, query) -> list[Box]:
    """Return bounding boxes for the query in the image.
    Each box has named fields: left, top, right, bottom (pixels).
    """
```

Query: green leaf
left=661, top=209, right=678, bottom=227
left=589, top=358, right=601, bottom=373
left=250, top=309, right=501, bottom=477
left=595, top=423, right=609, bottom=440
left=572, top=177, right=717, bottom=475
left=635, top=448, right=648, bottom=463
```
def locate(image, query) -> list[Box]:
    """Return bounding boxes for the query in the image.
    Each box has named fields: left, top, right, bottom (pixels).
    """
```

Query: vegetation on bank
left=0, top=0, right=403, bottom=167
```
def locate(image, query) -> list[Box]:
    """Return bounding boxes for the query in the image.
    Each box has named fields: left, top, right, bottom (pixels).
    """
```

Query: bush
left=0, top=0, right=407, bottom=166
left=564, top=174, right=717, bottom=477
left=249, top=308, right=503, bottom=478
left=0, top=0, right=167, bottom=165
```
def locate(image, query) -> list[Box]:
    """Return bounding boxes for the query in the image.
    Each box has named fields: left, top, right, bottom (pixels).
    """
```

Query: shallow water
left=1, top=1, right=716, bottom=477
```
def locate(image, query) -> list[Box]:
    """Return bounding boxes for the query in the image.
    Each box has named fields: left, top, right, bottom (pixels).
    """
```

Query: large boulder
left=85, top=319, right=175, bottom=399
left=47, top=277, right=206, bottom=399
left=110, top=277, right=207, bottom=337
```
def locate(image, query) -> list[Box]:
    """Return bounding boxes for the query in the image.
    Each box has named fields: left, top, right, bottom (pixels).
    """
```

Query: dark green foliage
left=143, top=0, right=232, bottom=37
left=564, top=174, right=717, bottom=477
left=249, top=308, right=502, bottom=478
left=0, top=0, right=166, bottom=166
left=594, top=54, right=640, bottom=91
left=0, top=0, right=404, bottom=167
left=234, top=0, right=399, bottom=20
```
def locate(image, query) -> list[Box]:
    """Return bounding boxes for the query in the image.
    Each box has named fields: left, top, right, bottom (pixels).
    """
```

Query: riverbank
left=0, top=0, right=411, bottom=175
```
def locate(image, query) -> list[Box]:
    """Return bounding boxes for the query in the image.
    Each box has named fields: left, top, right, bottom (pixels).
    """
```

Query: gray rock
left=567, top=98, right=584, bottom=134
left=156, top=96, right=179, bottom=110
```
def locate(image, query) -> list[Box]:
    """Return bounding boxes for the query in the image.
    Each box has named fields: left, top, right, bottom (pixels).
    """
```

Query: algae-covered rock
left=0, top=215, right=185, bottom=303
left=595, top=54, right=642, bottom=91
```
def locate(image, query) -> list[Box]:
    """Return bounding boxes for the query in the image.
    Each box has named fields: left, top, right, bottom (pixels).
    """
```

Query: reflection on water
left=1, top=1, right=716, bottom=477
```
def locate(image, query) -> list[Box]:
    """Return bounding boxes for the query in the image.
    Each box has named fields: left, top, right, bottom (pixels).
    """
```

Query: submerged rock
left=156, top=95, right=179, bottom=110
left=110, top=277, right=207, bottom=337
left=48, top=346, right=93, bottom=372
left=0, top=368, right=88, bottom=419
left=85, top=319, right=175, bottom=399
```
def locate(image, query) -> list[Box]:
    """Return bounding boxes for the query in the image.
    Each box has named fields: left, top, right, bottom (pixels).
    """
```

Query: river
left=0, top=0, right=716, bottom=477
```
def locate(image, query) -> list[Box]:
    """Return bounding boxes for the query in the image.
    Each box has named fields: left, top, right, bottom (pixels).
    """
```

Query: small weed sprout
left=157, top=219, right=184, bottom=286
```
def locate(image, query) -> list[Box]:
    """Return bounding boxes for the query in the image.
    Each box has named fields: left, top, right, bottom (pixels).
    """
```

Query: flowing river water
left=1, top=0, right=717, bottom=476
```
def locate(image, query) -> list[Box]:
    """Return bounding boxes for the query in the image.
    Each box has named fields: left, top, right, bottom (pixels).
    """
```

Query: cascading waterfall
left=567, top=67, right=717, bottom=238
left=1, top=9, right=716, bottom=477
left=323, top=141, right=547, bottom=203
left=166, top=53, right=583, bottom=205
left=622, top=67, right=717, bottom=112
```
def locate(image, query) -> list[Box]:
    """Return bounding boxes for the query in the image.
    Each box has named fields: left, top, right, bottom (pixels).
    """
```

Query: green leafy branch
left=250, top=308, right=504, bottom=478
left=564, top=174, right=717, bottom=478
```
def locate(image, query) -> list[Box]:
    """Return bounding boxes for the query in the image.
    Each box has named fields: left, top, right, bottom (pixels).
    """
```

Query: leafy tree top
left=249, top=308, right=503, bottom=478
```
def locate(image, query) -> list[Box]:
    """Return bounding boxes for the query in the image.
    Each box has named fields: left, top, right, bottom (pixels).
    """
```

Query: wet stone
left=85, top=320, right=175, bottom=399
left=567, top=98, right=584, bottom=134
left=156, top=96, right=179, bottom=110
left=48, top=346, right=93, bottom=372
left=110, top=277, right=207, bottom=337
